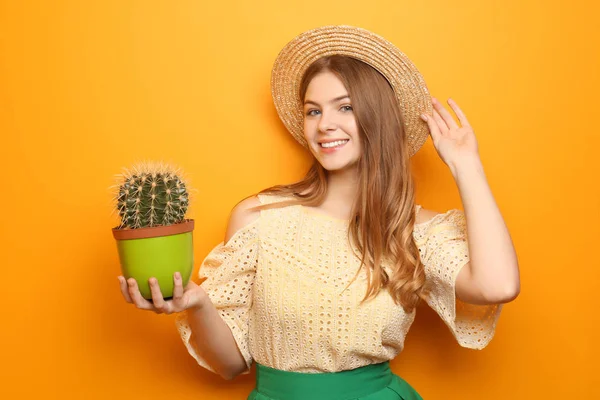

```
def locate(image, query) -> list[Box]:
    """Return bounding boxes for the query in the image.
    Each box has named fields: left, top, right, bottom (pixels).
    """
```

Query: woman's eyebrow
left=304, top=95, right=350, bottom=106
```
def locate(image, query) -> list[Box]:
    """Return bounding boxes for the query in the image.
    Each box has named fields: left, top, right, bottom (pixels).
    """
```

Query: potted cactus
left=110, top=161, right=195, bottom=300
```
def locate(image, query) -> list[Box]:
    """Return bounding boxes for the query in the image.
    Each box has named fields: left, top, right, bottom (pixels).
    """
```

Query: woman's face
left=303, top=71, right=361, bottom=172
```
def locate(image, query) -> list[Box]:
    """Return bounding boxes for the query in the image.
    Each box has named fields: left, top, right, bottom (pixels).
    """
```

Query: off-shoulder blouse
left=175, top=193, right=502, bottom=374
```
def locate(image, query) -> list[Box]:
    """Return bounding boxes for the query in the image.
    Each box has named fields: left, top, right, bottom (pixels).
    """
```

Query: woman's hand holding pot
left=118, top=272, right=208, bottom=314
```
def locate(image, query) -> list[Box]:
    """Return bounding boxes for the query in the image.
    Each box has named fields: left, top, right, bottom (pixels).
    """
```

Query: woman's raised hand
left=118, top=272, right=209, bottom=314
left=420, top=97, right=480, bottom=174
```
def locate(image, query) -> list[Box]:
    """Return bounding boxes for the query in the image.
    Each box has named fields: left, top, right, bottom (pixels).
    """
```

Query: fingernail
left=175, top=272, right=181, bottom=280
left=421, top=114, right=428, bottom=121
left=432, top=97, right=437, bottom=103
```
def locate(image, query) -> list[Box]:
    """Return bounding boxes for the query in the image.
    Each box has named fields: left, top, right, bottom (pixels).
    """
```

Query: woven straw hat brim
left=271, top=25, right=433, bottom=157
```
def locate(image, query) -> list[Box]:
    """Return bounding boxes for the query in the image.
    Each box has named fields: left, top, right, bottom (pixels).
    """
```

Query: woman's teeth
left=320, top=139, right=349, bottom=148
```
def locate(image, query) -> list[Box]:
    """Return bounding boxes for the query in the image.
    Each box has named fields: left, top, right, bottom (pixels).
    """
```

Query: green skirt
left=247, top=361, right=423, bottom=400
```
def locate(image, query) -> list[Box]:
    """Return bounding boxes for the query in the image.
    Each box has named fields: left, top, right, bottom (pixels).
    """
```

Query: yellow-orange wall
left=1, top=1, right=598, bottom=399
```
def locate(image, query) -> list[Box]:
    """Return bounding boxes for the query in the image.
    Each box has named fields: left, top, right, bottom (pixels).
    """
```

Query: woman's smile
left=319, top=139, right=349, bottom=153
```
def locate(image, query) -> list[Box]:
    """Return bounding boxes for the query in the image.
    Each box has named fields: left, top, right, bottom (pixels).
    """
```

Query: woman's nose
left=317, top=111, right=337, bottom=132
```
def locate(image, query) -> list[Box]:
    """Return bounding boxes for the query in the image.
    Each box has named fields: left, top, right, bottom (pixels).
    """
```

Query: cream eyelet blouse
left=176, top=193, right=502, bottom=374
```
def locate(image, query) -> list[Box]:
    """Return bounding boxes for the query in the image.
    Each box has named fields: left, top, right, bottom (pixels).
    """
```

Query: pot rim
left=112, top=219, right=195, bottom=240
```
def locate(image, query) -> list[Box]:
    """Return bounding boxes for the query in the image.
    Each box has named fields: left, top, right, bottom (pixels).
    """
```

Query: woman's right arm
left=185, top=297, right=249, bottom=380
left=118, top=195, right=261, bottom=380
left=118, top=275, right=247, bottom=379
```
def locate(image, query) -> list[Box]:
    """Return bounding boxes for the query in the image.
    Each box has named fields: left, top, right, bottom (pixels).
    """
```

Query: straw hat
left=270, top=25, right=433, bottom=157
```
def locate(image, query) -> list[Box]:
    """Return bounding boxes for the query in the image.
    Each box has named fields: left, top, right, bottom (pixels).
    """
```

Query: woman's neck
left=322, top=168, right=359, bottom=215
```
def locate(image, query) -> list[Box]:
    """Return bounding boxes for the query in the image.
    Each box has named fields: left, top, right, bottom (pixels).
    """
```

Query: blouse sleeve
left=416, top=208, right=503, bottom=350
left=175, top=219, right=259, bottom=375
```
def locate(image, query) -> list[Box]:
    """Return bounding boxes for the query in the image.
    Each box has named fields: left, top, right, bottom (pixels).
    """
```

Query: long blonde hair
left=249, top=55, right=428, bottom=313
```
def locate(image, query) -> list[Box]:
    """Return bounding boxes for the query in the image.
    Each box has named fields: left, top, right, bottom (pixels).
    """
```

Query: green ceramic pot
left=112, top=220, right=194, bottom=300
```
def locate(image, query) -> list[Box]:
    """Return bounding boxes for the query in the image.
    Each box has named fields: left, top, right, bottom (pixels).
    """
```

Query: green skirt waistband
left=248, top=361, right=422, bottom=400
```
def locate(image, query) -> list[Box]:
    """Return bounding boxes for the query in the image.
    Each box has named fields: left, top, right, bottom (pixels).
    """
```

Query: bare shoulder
left=224, top=195, right=261, bottom=243
left=415, top=206, right=442, bottom=225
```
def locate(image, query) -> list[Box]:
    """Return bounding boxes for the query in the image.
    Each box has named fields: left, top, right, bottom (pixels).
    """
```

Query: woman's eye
left=306, top=109, right=320, bottom=116
left=341, top=105, right=353, bottom=112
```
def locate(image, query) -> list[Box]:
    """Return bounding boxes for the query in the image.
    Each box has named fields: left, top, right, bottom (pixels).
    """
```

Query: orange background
left=1, top=1, right=598, bottom=399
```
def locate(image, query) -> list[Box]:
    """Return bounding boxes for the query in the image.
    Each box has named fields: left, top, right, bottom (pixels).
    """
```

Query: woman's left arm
left=421, top=97, right=521, bottom=306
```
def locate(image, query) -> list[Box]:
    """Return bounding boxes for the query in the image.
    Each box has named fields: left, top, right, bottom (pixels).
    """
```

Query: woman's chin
left=320, top=160, right=359, bottom=173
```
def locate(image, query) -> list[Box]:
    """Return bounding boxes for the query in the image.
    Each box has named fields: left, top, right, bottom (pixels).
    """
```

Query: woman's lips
left=318, top=139, right=349, bottom=154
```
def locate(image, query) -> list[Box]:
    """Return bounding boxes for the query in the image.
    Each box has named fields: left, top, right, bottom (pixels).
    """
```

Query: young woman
left=118, top=25, right=520, bottom=399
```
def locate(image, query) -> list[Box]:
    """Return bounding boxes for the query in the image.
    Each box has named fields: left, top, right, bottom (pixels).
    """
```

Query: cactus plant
left=114, top=161, right=190, bottom=229
left=111, top=161, right=196, bottom=300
